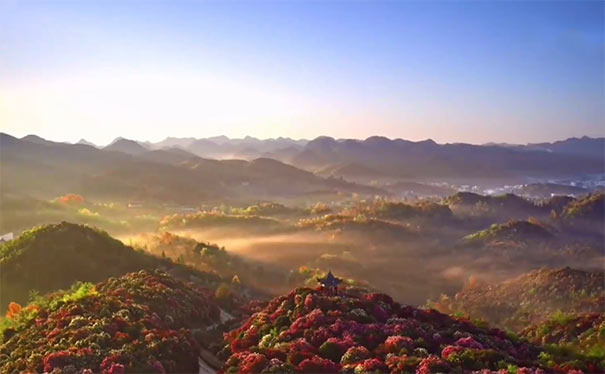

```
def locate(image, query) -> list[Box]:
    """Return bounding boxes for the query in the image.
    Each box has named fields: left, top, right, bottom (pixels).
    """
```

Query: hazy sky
left=1, top=1, right=603, bottom=145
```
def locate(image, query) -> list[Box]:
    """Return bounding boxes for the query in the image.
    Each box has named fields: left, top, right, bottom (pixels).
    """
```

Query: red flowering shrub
left=341, top=346, right=371, bottom=364
left=240, top=352, right=268, bottom=373
left=384, top=335, right=414, bottom=353
left=416, top=355, right=450, bottom=374
left=298, top=355, right=341, bottom=373
left=351, top=358, right=388, bottom=373
left=441, top=344, right=464, bottom=359
left=222, top=287, right=594, bottom=373
left=457, top=336, right=485, bottom=349
left=0, top=270, right=222, bottom=373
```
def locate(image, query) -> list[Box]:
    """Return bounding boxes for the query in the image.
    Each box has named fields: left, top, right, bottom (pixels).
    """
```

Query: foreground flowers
left=221, top=287, right=602, bottom=373
left=0, top=270, right=221, bottom=373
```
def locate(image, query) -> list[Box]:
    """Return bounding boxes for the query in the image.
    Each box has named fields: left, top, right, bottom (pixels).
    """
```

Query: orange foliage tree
left=59, top=193, right=85, bottom=204
left=6, top=302, right=22, bottom=319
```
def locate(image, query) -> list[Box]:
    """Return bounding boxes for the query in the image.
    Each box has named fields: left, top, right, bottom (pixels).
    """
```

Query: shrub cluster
left=0, top=270, right=220, bottom=373
left=221, top=287, right=598, bottom=373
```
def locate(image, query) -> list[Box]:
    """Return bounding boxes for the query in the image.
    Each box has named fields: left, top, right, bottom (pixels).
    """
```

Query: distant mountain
left=136, top=147, right=199, bottom=165
left=485, top=137, right=604, bottom=160
left=103, top=137, right=148, bottom=154
left=290, top=136, right=604, bottom=179
left=524, top=136, right=605, bottom=160
left=76, top=138, right=97, bottom=148
left=66, top=134, right=605, bottom=181
left=0, top=132, right=381, bottom=204
left=140, top=135, right=308, bottom=160
left=21, top=134, right=58, bottom=145
left=153, top=136, right=198, bottom=149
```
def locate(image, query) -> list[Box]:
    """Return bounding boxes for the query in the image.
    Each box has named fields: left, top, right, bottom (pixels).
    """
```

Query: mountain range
left=79, top=134, right=604, bottom=180
left=1, top=133, right=603, bottom=204
left=0, top=133, right=380, bottom=204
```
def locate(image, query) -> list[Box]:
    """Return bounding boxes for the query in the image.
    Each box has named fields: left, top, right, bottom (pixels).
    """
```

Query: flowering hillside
left=221, top=287, right=601, bottom=373
left=0, top=270, right=221, bottom=373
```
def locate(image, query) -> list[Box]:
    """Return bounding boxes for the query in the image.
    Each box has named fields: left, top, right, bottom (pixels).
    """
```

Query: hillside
left=521, top=312, right=604, bottom=361
left=0, top=271, right=223, bottom=373
left=0, top=222, right=220, bottom=311
left=446, top=192, right=541, bottom=214
left=560, top=193, right=604, bottom=222
left=220, top=286, right=600, bottom=373
left=2, top=269, right=603, bottom=373
left=464, top=220, right=553, bottom=243
left=160, top=211, right=290, bottom=235
left=452, top=268, right=604, bottom=332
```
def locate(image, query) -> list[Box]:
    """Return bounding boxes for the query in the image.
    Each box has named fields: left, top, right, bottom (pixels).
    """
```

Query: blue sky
left=0, top=1, right=603, bottom=145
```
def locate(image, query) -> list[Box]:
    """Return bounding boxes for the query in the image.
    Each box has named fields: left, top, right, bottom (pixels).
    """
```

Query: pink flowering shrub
left=222, top=287, right=593, bottom=373
left=456, top=336, right=485, bottom=349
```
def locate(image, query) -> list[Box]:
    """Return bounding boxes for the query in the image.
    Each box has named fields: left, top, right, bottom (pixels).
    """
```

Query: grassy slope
left=0, top=222, right=220, bottom=311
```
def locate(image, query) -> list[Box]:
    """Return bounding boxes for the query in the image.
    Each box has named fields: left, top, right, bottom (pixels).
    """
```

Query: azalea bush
left=221, top=287, right=602, bottom=373
left=0, top=270, right=221, bottom=373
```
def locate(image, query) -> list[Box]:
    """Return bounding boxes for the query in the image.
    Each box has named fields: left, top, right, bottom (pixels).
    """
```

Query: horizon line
left=2, top=131, right=603, bottom=148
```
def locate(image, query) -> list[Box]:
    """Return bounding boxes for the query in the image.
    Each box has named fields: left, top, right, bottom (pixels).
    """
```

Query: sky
left=0, top=1, right=603, bottom=146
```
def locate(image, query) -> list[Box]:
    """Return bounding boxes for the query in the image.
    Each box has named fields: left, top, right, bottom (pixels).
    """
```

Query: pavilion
left=317, top=270, right=343, bottom=295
